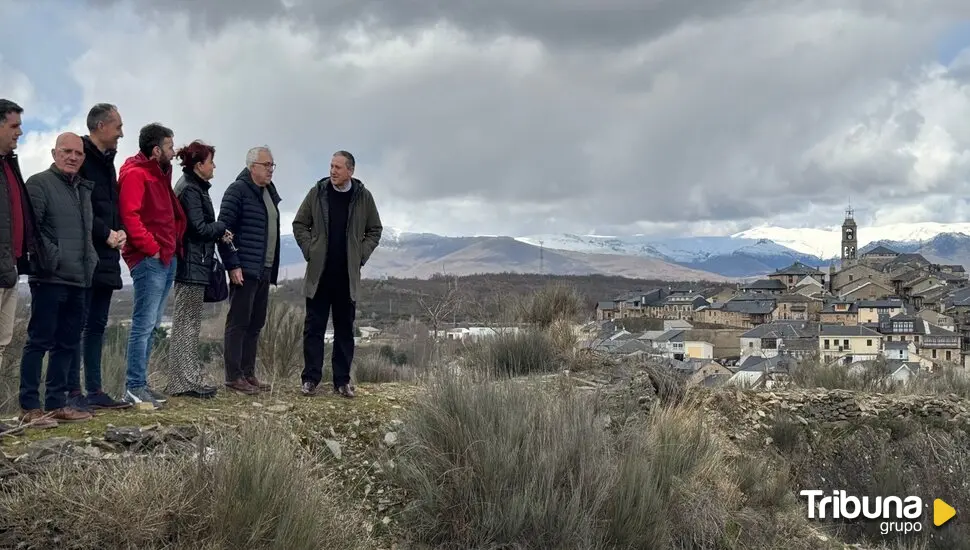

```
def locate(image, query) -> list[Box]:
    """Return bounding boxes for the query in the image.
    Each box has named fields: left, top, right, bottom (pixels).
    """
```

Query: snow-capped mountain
left=512, top=234, right=826, bottom=277
left=733, top=222, right=970, bottom=259
left=116, top=221, right=970, bottom=284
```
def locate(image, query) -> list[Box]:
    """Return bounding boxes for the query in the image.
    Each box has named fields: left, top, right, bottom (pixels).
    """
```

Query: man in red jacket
left=118, top=123, right=186, bottom=410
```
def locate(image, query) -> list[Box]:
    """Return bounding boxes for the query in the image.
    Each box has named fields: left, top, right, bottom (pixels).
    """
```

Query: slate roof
left=741, top=320, right=818, bottom=339
left=771, top=261, right=823, bottom=276
left=819, top=324, right=882, bottom=337
left=738, top=354, right=798, bottom=374
left=862, top=245, right=899, bottom=256
left=777, top=293, right=811, bottom=303
left=708, top=298, right=776, bottom=315
left=741, top=279, right=787, bottom=291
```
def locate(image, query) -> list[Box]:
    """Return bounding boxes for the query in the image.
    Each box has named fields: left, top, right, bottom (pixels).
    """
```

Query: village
left=586, top=208, right=970, bottom=388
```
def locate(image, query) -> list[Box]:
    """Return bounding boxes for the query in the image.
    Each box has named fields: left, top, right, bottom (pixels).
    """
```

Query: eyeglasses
left=253, top=162, right=276, bottom=170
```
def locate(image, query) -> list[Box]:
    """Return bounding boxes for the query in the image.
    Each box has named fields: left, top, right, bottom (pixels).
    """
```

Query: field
left=0, top=279, right=967, bottom=549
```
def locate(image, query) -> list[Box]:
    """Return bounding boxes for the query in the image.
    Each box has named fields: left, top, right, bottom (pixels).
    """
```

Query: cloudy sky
left=4, top=0, right=970, bottom=238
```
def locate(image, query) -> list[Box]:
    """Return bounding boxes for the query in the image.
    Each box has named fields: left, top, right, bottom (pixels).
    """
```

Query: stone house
left=857, top=299, right=905, bottom=324
left=819, top=300, right=858, bottom=326
left=818, top=324, right=883, bottom=362
left=739, top=320, right=818, bottom=359
left=739, top=279, right=787, bottom=295
left=768, top=261, right=825, bottom=291
left=775, top=293, right=822, bottom=321
left=830, top=264, right=888, bottom=295
left=876, top=313, right=961, bottom=365
left=839, top=280, right=895, bottom=301
left=694, top=297, right=776, bottom=328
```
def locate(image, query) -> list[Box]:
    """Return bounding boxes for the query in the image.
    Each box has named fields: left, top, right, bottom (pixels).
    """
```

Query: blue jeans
left=126, top=257, right=176, bottom=391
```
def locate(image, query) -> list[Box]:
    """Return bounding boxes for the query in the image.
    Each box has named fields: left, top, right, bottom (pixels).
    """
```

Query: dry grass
left=791, top=357, right=970, bottom=398
left=352, top=348, right=418, bottom=383
left=386, top=371, right=822, bottom=549
left=257, top=301, right=305, bottom=382
left=0, top=418, right=371, bottom=550
left=464, top=328, right=566, bottom=377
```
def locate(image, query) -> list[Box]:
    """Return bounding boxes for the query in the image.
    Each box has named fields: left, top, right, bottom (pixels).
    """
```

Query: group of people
left=0, top=99, right=383, bottom=430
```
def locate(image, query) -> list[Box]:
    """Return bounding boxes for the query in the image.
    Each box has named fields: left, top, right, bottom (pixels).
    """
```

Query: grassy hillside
left=1, top=285, right=964, bottom=549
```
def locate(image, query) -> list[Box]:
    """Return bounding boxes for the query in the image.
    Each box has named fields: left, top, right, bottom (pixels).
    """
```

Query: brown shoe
left=19, top=409, right=58, bottom=429
left=246, top=376, right=272, bottom=392
left=48, top=407, right=92, bottom=423
left=225, top=378, right=260, bottom=395
left=335, top=385, right=356, bottom=398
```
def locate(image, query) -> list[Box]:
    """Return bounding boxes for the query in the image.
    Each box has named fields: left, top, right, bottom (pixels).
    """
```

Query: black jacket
left=78, top=136, right=123, bottom=289
left=217, top=168, right=281, bottom=285
left=0, top=152, right=41, bottom=288
left=25, top=165, right=98, bottom=288
left=174, top=170, right=225, bottom=285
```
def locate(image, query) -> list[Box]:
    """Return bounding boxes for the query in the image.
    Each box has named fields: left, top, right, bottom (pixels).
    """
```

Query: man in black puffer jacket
left=216, top=146, right=281, bottom=395
left=19, top=132, right=98, bottom=425
left=68, top=103, right=130, bottom=411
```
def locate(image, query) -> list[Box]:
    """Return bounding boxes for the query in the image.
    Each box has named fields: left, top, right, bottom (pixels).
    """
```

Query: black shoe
left=67, top=393, right=94, bottom=413
left=172, top=387, right=217, bottom=399
left=86, top=391, right=133, bottom=410
left=301, top=382, right=317, bottom=396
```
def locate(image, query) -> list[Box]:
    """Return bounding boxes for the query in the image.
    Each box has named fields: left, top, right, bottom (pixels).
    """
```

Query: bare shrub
left=0, top=419, right=369, bottom=550
left=387, top=372, right=819, bottom=549
left=791, top=358, right=970, bottom=399
left=258, top=301, right=304, bottom=381
left=386, top=372, right=614, bottom=548
left=521, top=283, right=584, bottom=327
left=547, top=317, right=577, bottom=358
left=466, top=329, right=564, bottom=377
left=904, top=366, right=970, bottom=398
left=0, top=321, right=26, bottom=413
left=353, top=349, right=417, bottom=383
left=791, top=358, right=898, bottom=392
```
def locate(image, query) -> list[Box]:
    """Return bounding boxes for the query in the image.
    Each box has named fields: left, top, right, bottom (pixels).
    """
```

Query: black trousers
left=19, top=282, right=86, bottom=411
left=68, top=285, right=113, bottom=394
left=302, top=276, right=356, bottom=388
left=223, top=267, right=270, bottom=382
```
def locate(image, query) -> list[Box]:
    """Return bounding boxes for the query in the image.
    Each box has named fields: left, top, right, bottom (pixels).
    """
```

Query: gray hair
left=246, top=146, right=272, bottom=168
left=86, top=103, right=118, bottom=131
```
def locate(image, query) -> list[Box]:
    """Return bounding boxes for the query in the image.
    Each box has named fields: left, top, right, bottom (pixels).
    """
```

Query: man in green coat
left=292, top=150, right=382, bottom=398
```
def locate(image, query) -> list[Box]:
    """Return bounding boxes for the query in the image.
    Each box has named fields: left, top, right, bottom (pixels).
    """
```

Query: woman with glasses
left=166, top=140, right=233, bottom=398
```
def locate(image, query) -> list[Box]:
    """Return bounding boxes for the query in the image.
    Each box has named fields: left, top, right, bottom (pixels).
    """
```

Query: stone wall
left=698, top=388, right=970, bottom=434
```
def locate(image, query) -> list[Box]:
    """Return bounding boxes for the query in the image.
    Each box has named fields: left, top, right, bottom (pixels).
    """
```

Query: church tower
left=841, top=206, right=857, bottom=267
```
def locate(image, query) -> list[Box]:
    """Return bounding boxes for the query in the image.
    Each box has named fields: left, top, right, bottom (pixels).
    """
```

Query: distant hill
left=277, top=234, right=731, bottom=282
left=858, top=233, right=970, bottom=268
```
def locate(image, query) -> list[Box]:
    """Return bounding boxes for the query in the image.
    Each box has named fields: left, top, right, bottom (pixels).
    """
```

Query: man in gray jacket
left=18, top=132, right=99, bottom=427
left=293, top=150, right=382, bottom=398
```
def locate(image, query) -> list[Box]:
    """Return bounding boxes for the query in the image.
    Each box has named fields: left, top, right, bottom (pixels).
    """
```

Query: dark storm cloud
left=20, top=0, right=970, bottom=235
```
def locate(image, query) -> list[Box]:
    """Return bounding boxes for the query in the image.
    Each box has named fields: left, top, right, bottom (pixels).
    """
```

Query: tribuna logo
left=800, top=490, right=924, bottom=534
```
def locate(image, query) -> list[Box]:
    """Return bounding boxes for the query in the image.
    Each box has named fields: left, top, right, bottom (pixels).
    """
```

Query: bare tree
left=416, top=279, right=464, bottom=340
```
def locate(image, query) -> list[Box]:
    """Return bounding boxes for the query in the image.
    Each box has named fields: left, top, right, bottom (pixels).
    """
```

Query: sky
left=3, top=0, right=970, bottom=238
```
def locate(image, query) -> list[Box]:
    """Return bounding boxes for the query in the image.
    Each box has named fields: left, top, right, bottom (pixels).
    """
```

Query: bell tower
left=841, top=206, right=857, bottom=267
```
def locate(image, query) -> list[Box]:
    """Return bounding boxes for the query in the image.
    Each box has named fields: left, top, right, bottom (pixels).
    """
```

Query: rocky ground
left=0, top=382, right=422, bottom=547
left=3, top=363, right=967, bottom=549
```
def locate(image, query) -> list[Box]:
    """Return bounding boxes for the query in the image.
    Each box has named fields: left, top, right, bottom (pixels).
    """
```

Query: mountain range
left=111, top=222, right=970, bottom=284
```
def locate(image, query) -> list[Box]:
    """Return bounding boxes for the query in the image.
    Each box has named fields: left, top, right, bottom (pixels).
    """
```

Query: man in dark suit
left=68, top=103, right=131, bottom=411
